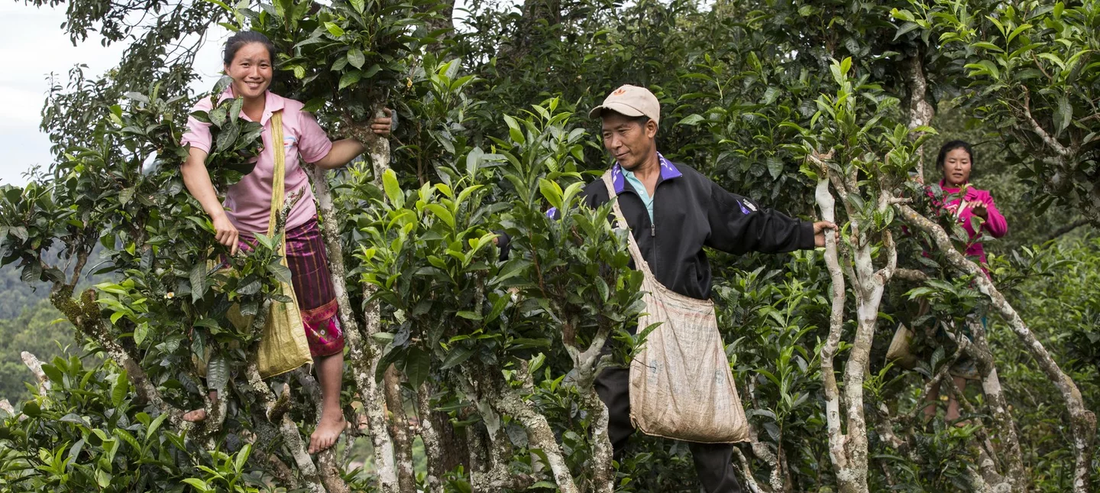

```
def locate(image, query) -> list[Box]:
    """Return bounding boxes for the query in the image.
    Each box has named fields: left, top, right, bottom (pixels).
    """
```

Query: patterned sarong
left=240, top=217, right=345, bottom=357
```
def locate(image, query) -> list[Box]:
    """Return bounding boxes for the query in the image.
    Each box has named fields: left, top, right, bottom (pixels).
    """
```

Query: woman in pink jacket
left=935, top=140, right=1008, bottom=266
left=922, top=140, right=1008, bottom=424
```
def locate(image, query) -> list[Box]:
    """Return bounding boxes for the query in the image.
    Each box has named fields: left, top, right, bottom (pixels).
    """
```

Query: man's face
left=601, top=112, right=657, bottom=171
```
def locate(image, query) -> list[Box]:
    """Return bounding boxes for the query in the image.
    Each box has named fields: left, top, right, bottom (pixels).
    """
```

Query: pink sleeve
left=180, top=98, right=215, bottom=154
left=980, top=191, right=1008, bottom=238
left=296, top=110, right=334, bottom=164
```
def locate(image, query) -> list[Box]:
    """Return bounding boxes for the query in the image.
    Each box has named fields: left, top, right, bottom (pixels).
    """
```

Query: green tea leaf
left=325, top=22, right=345, bottom=37
left=347, top=48, right=365, bottom=69
left=339, top=70, right=362, bottom=90
left=383, top=169, right=403, bottom=206
left=404, top=347, right=431, bottom=387
left=111, top=371, right=129, bottom=407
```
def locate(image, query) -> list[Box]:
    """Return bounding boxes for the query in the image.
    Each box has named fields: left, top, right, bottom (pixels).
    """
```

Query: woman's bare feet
left=183, top=390, right=218, bottom=422
left=310, top=352, right=347, bottom=454
left=308, top=409, right=346, bottom=454
left=182, top=408, right=208, bottom=422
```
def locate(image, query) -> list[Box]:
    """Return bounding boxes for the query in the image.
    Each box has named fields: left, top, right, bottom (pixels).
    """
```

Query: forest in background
left=1, top=0, right=1099, bottom=491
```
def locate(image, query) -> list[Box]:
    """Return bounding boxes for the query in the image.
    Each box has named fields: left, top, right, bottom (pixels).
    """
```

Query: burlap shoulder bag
left=885, top=323, right=916, bottom=370
left=602, top=171, right=749, bottom=444
left=885, top=298, right=928, bottom=370
left=230, top=111, right=313, bottom=378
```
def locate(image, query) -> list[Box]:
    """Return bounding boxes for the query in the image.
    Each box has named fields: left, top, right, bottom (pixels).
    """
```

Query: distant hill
left=0, top=298, right=79, bottom=403
left=0, top=263, right=51, bottom=320
left=0, top=248, right=110, bottom=402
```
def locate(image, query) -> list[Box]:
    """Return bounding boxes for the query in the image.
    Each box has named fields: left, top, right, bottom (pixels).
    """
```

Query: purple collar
left=611, top=153, right=682, bottom=195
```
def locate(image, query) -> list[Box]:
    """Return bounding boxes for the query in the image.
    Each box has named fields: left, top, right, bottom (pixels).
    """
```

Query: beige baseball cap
left=589, top=84, right=660, bottom=125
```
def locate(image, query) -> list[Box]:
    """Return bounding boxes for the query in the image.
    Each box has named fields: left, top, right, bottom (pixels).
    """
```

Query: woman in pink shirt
left=922, top=140, right=1008, bottom=424
left=180, top=31, right=391, bottom=453
left=935, top=140, right=1008, bottom=266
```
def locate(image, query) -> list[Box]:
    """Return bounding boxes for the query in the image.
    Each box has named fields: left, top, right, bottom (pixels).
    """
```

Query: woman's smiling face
left=224, top=42, right=272, bottom=102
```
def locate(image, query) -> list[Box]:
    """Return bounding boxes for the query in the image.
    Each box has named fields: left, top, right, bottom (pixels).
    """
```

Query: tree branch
left=417, top=382, right=445, bottom=492
left=814, top=177, right=850, bottom=474
left=307, top=133, right=399, bottom=492
left=490, top=368, right=577, bottom=493
left=894, top=268, right=929, bottom=282
left=733, top=447, right=770, bottom=493
left=1020, top=87, right=1072, bottom=158
left=20, top=351, right=51, bottom=395
left=905, top=53, right=934, bottom=184
left=50, top=286, right=185, bottom=426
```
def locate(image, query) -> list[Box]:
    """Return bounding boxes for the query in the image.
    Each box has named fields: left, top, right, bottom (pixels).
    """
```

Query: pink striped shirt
left=182, top=89, right=333, bottom=235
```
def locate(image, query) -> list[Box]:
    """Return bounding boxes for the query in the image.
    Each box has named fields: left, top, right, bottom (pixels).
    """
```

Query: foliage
left=3, top=0, right=1099, bottom=490
left=0, top=355, right=271, bottom=492
left=188, top=78, right=267, bottom=188
left=930, top=0, right=1100, bottom=222
left=356, top=100, right=647, bottom=489
left=987, top=236, right=1100, bottom=491
left=248, top=0, right=437, bottom=128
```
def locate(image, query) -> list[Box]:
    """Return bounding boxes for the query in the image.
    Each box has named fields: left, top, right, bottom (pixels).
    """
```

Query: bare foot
left=182, top=408, right=207, bottom=422
left=309, top=412, right=347, bottom=454
left=183, top=391, right=218, bottom=422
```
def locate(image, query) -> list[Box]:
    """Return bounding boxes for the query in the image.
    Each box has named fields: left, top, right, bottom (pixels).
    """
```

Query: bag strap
left=601, top=170, right=654, bottom=278
left=267, top=111, right=286, bottom=238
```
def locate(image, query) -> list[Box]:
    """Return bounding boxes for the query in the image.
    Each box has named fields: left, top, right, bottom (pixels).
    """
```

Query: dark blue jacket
left=581, top=157, right=815, bottom=300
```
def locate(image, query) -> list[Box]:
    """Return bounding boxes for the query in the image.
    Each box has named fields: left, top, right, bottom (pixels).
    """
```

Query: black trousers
left=595, top=367, right=743, bottom=493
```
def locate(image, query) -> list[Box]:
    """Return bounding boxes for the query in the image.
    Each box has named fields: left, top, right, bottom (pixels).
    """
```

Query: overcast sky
left=0, top=3, right=227, bottom=186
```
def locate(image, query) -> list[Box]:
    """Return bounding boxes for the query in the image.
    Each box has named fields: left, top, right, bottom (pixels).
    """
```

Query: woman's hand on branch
left=370, top=108, right=394, bottom=137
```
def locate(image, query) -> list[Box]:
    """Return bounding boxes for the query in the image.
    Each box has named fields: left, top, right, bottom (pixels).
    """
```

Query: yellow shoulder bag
left=231, top=111, right=313, bottom=378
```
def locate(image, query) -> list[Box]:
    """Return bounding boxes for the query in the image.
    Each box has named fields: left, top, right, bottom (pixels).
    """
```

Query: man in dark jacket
left=586, top=84, right=834, bottom=493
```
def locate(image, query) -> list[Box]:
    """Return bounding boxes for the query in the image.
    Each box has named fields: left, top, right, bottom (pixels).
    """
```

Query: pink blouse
left=182, top=89, right=333, bottom=235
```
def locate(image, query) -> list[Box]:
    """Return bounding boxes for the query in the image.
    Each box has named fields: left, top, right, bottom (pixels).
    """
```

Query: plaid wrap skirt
left=241, top=217, right=345, bottom=358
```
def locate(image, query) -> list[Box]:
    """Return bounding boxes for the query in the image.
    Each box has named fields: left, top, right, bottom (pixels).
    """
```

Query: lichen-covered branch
left=813, top=177, right=851, bottom=480
left=241, top=360, right=326, bottom=493
left=965, top=319, right=1026, bottom=488
left=383, top=365, right=416, bottom=492
left=291, top=369, right=350, bottom=493
left=491, top=371, right=577, bottom=493
left=20, top=351, right=51, bottom=394
left=733, top=447, right=769, bottom=493
left=905, top=53, right=934, bottom=183
left=308, top=120, right=399, bottom=491
left=743, top=419, right=783, bottom=492
left=893, top=268, right=929, bottom=283
left=561, top=320, right=614, bottom=492
left=417, top=382, right=444, bottom=492
left=359, top=114, right=400, bottom=491
left=252, top=447, right=298, bottom=490
left=361, top=284, right=399, bottom=489
left=1019, top=87, right=1072, bottom=158
left=812, top=153, right=898, bottom=493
